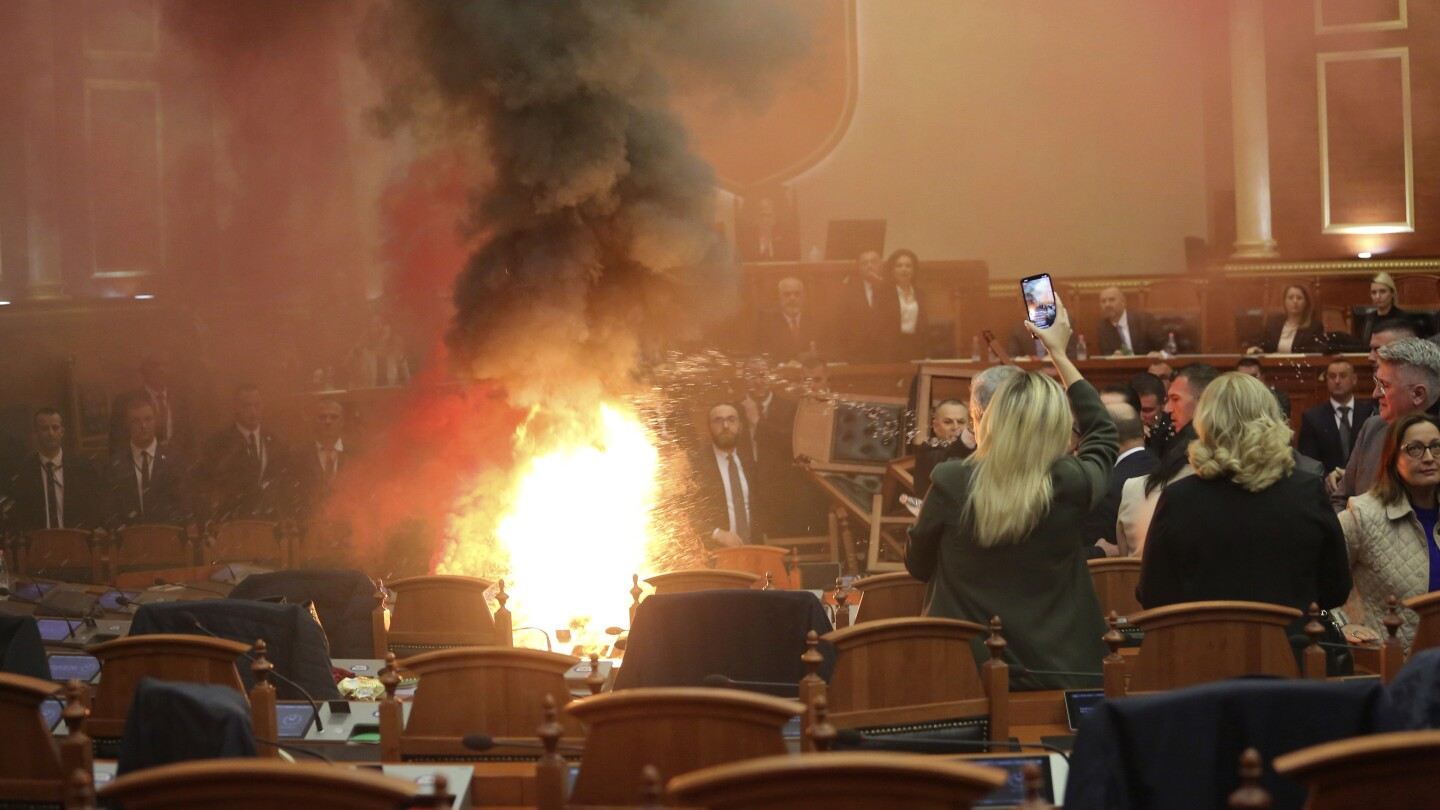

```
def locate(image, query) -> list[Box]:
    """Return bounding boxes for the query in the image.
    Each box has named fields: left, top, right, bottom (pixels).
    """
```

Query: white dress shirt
left=131, top=440, right=159, bottom=511
left=711, top=444, right=751, bottom=536
left=1112, top=311, right=1133, bottom=352
left=1331, top=397, right=1356, bottom=431
left=316, top=438, right=345, bottom=478
left=237, top=425, right=267, bottom=478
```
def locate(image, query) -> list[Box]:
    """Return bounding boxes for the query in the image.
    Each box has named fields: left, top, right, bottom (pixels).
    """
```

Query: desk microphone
left=178, top=611, right=324, bottom=732
left=833, top=728, right=1070, bottom=761
left=461, top=733, right=585, bottom=754
left=209, top=560, right=240, bottom=583
left=1009, top=665, right=1105, bottom=681
left=0, top=585, right=82, bottom=640
left=153, top=577, right=220, bottom=596
left=701, top=674, right=801, bottom=695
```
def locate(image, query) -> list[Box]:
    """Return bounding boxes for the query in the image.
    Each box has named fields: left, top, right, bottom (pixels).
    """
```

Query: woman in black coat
left=1248, top=284, right=1326, bottom=354
left=1137, top=372, right=1352, bottom=613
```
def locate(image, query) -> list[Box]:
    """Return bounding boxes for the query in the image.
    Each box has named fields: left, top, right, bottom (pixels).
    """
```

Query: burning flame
left=439, top=402, right=663, bottom=651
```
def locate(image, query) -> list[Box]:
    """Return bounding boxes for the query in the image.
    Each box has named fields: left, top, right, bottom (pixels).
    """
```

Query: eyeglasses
left=1375, top=378, right=1389, bottom=394
left=709, top=416, right=740, bottom=426
left=1402, top=440, right=1440, bottom=459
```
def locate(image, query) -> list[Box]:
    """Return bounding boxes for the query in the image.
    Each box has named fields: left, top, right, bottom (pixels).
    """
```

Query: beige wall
left=789, top=0, right=1215, bottom=280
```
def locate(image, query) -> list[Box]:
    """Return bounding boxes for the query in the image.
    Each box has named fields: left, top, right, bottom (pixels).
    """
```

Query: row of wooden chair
left=3, top=519, right=353, bottom=585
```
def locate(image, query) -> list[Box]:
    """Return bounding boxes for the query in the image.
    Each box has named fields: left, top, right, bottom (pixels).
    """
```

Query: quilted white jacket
left=1337, top=492, right=1432, bottom=649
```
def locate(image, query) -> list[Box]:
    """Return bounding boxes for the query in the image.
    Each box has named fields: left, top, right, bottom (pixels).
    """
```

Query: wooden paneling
left=1315, top=0, right=1407, bottom=34
left=81, top=0, right=159, bottom=57
left=84, top=80, right=163, bottom=277
left=1320, top=50, right=1412, bottom=231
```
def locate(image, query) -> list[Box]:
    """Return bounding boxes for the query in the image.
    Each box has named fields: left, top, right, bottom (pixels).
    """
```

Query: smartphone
left=1021, top=273, right=1057, bottom=328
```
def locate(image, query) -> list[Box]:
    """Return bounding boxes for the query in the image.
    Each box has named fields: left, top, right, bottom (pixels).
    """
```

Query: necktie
left=325, top=449, right=339, bottom=480
left=727, top=453, right=750, bottom=542
left=789, top=315, right=800, bottom=343
left=247, top=432, right=262, bottom=481
left=43, top=461, right=59, bottom=529
left=1337, top=405, right=1353, bottom=460
left=155, top=392, right=170, bottom=443
left=140, top=451, right=152, bottom=492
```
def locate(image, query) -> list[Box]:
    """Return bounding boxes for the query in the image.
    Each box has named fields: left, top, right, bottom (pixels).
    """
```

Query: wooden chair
left=848, top=572, right=925, bottom=624
left=766, top=508, right=842, bottom=566
left=373, top=574, right=509, bottom=657
left=1395, top=274, right=1440, bottom=307
left=19, top=528, right=103, bottom=583
left=379, top=646, right=580, bottom=762
left=1123, top=601, right=1300, bottom=693
left=1273, top=729, right=1440, bottom=810
left=88, top=634, right=250, bottom=740
left=206, top=520, right=286, bottom=568
left=644, top=569, right=761, bottom=595
left=1403, top=590, right=1440, bottom=654
left=563, top=688, right=802, bottom=807
left=1087, top=558, right=1142, bottom=619
left=711, top=545, right=798, bottom=589
left=667, top=751, right=1009, bottom=810
left=111, top=524, right=192, bottom=582
left=821, top=617, right=1009, bottom=742
left=97, top=760, right=423, bottom=810
left=0, top=675, right=92, bottom=805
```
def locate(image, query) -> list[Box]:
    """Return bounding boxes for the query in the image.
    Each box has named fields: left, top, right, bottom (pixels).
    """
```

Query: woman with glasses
left=1137, top=373, right=1351, bottom=617
left=1335, top=413, right=1440, bottom=648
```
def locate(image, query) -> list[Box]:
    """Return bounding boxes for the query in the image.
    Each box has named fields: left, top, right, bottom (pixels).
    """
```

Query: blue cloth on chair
left=228, top=569, right=376, bottom=658
left=615, top=589, right=835, bottom=695
left=0, top=614, right=49, bottom=680
left=1064, top=677, right=1388, bottom=810
left=129, top=599, right=341, bottom=701
left=117, top=677, right=256, bottom=776
left=1382, top=647, right=1440, bottom=730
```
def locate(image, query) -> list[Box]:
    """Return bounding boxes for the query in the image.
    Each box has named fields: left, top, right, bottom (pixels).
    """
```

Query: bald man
left=754, top=276, right=821, bottom=362
left=1083, top=401, right=1158, bottom=557
left=1097, top=287, right=1166, bottom=356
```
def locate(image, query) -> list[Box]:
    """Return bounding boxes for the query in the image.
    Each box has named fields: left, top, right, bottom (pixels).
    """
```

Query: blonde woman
left=906, top=295, right=1118, bottom=691
left=1137, top=373, right=1351, bottom=614
left=1355, top=271, right=1411, bottom=345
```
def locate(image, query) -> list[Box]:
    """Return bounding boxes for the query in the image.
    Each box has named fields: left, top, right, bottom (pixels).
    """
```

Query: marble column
left=1229, top=0, right=1279, bottom=260
left=20, top=0, right=67, bottom=299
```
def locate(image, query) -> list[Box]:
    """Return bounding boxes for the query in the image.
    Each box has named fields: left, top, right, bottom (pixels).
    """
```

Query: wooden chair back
left=1126, top=601, right=1301, bottom=693
left=208, top=520, right=285, bottom=567
left=1087, top=558, right=1143, bottom=618
left=96, top=760, right=421, bottom=810
left=113, top=524, right=193, bottom=579
left=375, top=574, right=502, bottom=657
left=1273, top=729, right=1440, bottom=810
left=645, top=569, right=761, bottom=595
left=1141, top=277, right=1206, bottom=312
left=849, top=572, right=925, bottom=624
left=668, top=751, right=1009, bottom=810
left=1396, top=274, right=1440, bottom=307
left=1403, top=590, right=1440, bottom=654
left=564, top=688, right=801, bottom=807
left=88, top=634, right=250, bottom=738
left=293, top=519, right=350, bottom=568
left=711, top=545, right=797, bottom=589
left=765, top=508, right=841, bottom=565
left=822, top=617, right=1006, bottom=740
left=0, top=673, right=68, bottom=803
left=21, top=528, right=102, bottom=583
left=381, top=646, right=580, bottom=762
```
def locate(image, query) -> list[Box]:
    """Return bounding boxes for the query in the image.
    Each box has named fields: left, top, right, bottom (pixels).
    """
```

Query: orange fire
left=437, top=402, right=667, bottom=651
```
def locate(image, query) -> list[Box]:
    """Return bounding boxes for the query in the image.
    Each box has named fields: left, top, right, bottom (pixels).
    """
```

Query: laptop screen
left=275, top=703, right=317, bottom=739
left=1063, top=689, right=1106, bottom=732
left=36, top=618, right=77, bottom=642
left=48, top=654, right=101, bottom=682
left=973, top=755, right=1054, bottom=807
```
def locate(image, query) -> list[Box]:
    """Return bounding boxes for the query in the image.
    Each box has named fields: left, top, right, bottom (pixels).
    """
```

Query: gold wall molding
left=1315, top=0, right=1407, bottom=35
left=1317, top=47, right=1414, bottom=235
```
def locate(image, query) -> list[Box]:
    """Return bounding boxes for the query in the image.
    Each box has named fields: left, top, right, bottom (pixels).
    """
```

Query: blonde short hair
left=1188, top=373, right=1294, bottom=492
left=1372, top=271, right=1398, bottom=299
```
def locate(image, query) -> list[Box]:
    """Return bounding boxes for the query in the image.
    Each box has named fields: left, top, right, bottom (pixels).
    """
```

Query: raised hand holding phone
left=1025, top=292, right=1082, bottom=387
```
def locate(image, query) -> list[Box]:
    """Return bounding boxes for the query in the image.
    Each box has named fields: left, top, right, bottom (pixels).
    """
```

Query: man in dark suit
left=838, top=250, right=900, bottom=363
left=734, top=192, right=799, bottom=262
left=1085, top=402, right=1158, bottom=557
left=691, top=402, right=760, bottom=548
left=108, top=351, right=195, bottom=460
left=6, top=408, right=107, bottom=532
left=107, top=398, right=191, bottom=527
left=1096, top=286, right=1166, bottom=356
left=754, top=277, right=822, bottom=364
left=913, top=399, right=975, bottom=499
left=295, top=398, right=356, bottom=520
left=199, top=384, right=293, bottom=523
left=1299, top=358, right=1374, bottom=474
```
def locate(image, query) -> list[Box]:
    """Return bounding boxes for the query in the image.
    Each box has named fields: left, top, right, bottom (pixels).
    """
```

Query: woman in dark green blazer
left=907, top=297, right=1118, bottom=690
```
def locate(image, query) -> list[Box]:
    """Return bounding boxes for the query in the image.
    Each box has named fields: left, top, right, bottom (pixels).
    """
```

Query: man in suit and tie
left=6, top=408, right=106, bottom=532
left=199, top=384, right=293, bottom=522
left=108, top=351, right=194, bottom=460
left=107, top=398, right=190, bottom=527
left=1096, top=287, right=1166, bottom=356
left=296, top=398, right=354, bottom=518
left=1085, top=402, right=1158, bottom=557
left=1299, top=359, right=1374, bottom=475
left=754, top=277, right=821, bottom=364
left=913, top=399, right=975, bottom=499
left=839, top=250, right=900, bottom=363
left=693, top=402, right=759, bottom=548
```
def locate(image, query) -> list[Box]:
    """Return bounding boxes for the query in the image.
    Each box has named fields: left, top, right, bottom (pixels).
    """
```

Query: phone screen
left=1021, top=274, right=1057, bottom=328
